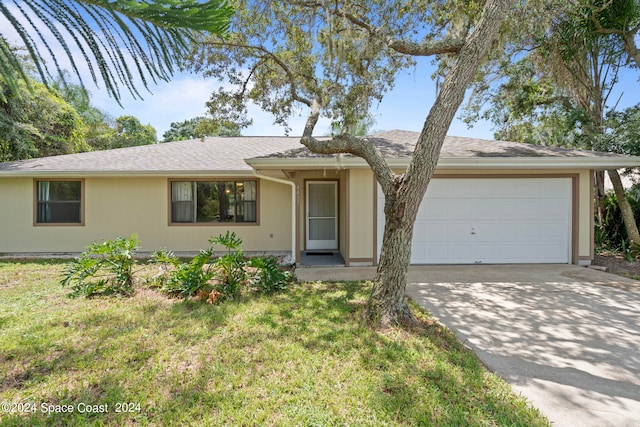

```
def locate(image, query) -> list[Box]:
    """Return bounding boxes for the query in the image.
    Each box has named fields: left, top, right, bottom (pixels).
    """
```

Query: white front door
left=306, top=181, right=338, bottom=250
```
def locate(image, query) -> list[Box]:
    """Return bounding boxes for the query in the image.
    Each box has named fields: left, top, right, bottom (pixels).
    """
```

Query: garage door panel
left=411, top=245, right=427, bottom=263
left=494, top=245, right=522, bottom=262
left=493, top=200, right=521, bottom=220
left=474, top=244, right=495, bottom=262
left=539, top=244, right=568, bottom=261
left=448, top=222, right=475, bottom=240
left=492, top=222, right=520, bottom=239
left=413, top=221, right=428, bottom=239
left=377, top=178, right=571, bottom=264
left=422, top=200, right=450, bottom=220
left=446, top=200, right=472, bottom=220
left=447, top=245, right=473, bottom=262
left=473, top=200, right=496, bottom=219
left=422, top=245, right=450, bottom=262
left=472, top=223, right=495, bottom=238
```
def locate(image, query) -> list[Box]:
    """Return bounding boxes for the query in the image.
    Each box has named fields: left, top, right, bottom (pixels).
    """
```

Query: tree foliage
left=162, top=116, right=241, bottom=142
left=465, top=0, right=639, bottom=146
left=89, top=115, right=157, bottom=150
left=0, top=0, right=234, bottom=103
left=0, top=73, right=88, bottom=161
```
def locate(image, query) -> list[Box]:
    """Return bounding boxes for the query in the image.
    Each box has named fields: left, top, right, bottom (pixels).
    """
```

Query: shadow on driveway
left=406, top=264, right=640, bottom=427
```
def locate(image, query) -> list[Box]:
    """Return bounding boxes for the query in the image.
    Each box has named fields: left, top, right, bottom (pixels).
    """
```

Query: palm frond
left=0, top=0, right=233, bottom=103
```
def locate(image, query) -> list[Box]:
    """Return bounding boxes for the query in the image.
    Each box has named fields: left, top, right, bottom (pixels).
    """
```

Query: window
left=171, top=180, right=257, bottom=223
left=36, top=180, right=82, bottom=224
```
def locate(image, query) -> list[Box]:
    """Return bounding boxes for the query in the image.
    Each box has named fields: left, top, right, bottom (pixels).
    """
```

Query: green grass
left=0, top=260, right=549, bottom=426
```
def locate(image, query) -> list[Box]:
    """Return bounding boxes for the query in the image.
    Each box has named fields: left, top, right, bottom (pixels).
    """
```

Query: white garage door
left=377, top=178, right=572, bottom=264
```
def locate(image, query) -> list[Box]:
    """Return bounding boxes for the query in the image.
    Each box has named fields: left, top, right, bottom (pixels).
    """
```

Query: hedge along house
left=1, top=130, right=638, bottom=265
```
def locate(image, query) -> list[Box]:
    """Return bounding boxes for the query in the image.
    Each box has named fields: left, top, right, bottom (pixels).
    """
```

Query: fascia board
left=246, top=156, right=640, bottom=170
left=0, top=170, right=255, bottom=178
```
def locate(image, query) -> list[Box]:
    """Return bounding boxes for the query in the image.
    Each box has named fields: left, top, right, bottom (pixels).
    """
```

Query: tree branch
left=300, top=98, right=394, bottom=191
left=286, top=0, right=464, bottom=55
left=337, top=10, right=464, bottom=56
left=204, top=39, right=315, bottom=106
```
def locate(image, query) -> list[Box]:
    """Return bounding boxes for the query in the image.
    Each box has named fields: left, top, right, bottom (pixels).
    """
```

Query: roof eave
left=0, top=169, right=255, bottom=178
left=246, top=156, right=640, bottom=170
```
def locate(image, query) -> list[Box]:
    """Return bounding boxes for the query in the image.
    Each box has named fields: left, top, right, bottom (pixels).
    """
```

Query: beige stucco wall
left=0, top=177, right=292, bottom=254
left=347, top=169, right=375, bottom=261
left=0, top=168, right=595, bottom=263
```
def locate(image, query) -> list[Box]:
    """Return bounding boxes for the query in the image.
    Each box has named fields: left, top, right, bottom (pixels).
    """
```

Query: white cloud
left=91, top=75, right=215, bottom=135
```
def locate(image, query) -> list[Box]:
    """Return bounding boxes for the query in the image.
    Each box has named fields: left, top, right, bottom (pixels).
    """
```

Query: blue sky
left=90, top=61, right=497, bottom=140
left=87, top=54, right=639, bottom=141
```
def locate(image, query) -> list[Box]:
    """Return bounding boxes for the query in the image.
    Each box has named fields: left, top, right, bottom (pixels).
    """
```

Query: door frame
left=305, top=180, right=338, bottom=250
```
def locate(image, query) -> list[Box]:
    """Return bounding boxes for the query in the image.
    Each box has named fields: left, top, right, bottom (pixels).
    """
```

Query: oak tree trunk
left=369, top=185, right=421, bottom=326
left=368, top=0, right=514, bottom=326
left=607, top=169, right=640, bottom=245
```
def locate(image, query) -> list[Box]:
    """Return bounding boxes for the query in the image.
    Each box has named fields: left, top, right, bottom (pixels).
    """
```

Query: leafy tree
left=584, top=0, right=640, bottom=66
left=603, top=105, right=640, bottom=156
left=89, top=116, right=157, bottom=150
left=162, top=116, right=242, bottom=142
left=465, top=0, right=640, bottom=245
left=51, top=75, right=113, bottom=134
left=0, top=0, right=233, bottom=103
left=0, top=73, right=88, bottom=161
left=50, top=75, right=118, bottom=148
left=191, top=0, right=516, bottom=325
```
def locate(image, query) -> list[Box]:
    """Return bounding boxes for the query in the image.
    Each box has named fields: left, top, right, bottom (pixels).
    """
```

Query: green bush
left=60, top=234, right=139, bottom=298
left=160, top=249, right=216, bottom=298
left=596, top=188, right=640, bottom=257
left=154, top=232, right=294, bottom=302
left=143, top=248, right=180, bottom=289
left=246, top=256, right=294, bottom=294
left=209, top=231, right=247, bottom=301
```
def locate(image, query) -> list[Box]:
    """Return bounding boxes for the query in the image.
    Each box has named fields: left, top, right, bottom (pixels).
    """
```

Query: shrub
left=158, top=232, right=246, bottom=301
left=143, top=248, right=180, bottom=289
left=60, top=234, right=139, bottom=298
left=596, top=188, right=640, bottom=258
left=208, top=232, right=246, bottom=301
left=151, top=231, right=294, bottom=303
left=246, top=256, right=294, bottom=294
left=161, top=249, right=216, bottom=298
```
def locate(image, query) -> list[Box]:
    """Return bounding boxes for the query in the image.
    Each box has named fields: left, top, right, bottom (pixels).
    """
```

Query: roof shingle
left=0, top=130, right=626, bottom=175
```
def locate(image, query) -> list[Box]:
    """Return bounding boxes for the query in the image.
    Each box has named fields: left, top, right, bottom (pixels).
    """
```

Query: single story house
left=1, top=130, right=639, bottom=266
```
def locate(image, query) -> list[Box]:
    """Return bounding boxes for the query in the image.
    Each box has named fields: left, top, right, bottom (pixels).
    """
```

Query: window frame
left=33, top=179, right=85, bottom=226
left=168, top=178, right=259, bottom=226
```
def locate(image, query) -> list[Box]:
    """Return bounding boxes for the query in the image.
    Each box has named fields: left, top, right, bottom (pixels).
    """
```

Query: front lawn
left=0, top=261, right=549, bottom=426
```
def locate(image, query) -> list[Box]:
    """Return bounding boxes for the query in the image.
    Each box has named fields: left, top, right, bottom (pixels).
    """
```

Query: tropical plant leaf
left=0, top=0, right=233, bottom=103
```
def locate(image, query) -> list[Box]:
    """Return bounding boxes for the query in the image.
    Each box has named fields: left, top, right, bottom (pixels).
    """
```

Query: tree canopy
left=162, top=116, right=241, bottom=142
left=0, top=73, right=88, bottom=161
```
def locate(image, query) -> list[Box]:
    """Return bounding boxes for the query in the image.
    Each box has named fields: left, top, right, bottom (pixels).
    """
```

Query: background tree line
left=0, top=56, right=244, bottom=162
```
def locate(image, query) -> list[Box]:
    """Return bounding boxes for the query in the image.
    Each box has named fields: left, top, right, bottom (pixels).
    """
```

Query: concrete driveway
left=297, top=264, right=640, bottom=426
left=405, top=264, right=640, bottom=427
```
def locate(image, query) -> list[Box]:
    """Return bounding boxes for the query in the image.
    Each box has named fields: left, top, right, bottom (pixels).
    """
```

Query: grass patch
left=0, top=261, right=549, bottom=426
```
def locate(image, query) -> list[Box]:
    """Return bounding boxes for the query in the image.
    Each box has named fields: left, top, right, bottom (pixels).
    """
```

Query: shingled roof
left=0, top=136, right=302, bottom=175
left=251, top=130, right=619, bottom=160
left=0, top=130, right=635, bottom=176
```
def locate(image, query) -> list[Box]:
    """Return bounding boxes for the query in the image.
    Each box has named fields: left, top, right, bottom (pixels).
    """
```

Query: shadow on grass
left=209, top=281, right=547, bottom=426
left=1, top=276, right=547, bottom=426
